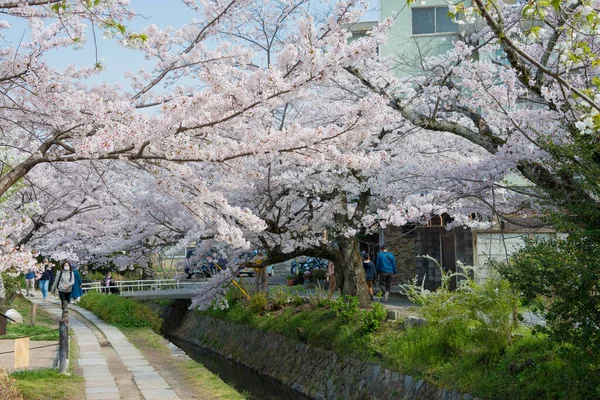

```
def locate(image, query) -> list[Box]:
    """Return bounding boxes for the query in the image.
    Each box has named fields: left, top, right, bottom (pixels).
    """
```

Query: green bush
left=2, top=273, right=21, bottom=300
left=496, top=234, right=600, bottom=353
left=331, top=295, right=359, bottom=322
left=78, top=292, right=162, bottom=331
left=248, top=292, right=268, bottom=314
left=311, top=268, right=327, bottom=281
left=405, top=257, right=519, bottom=353
left=269, top=287, right=291, bottom=309
left=360, top=302, right=387, bottom=333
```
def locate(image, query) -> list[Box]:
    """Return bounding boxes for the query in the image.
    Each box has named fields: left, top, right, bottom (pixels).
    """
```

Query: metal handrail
left=81, top=279, right=207, bottom=294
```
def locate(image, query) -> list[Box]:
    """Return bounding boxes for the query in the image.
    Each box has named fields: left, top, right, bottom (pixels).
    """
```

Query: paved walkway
left=31, top=298, right=180, bottom=400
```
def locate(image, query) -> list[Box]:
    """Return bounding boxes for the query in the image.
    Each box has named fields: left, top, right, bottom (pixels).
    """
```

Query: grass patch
left=11, top=370, right=84, bottom=400
left=0, top=323, right=59, bottom=341
left=122, top=327, right=245, bottom=399
left=0, top=296, right=60, bottom=341
left=78, top=292, right=161, bottom=330
left=1, top=296, right=58, bottom=327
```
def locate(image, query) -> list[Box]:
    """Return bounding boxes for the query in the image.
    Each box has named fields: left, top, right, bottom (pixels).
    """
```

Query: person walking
left=25, top=267, right=36, bottom=297
left=70, top=266, right=84, bottom=304
left=51, top=262, right=75, bottom=309
left=363, top=254, right=377, bottom=301
left=376, top=246, right=397, bottom=302
left=39, top=259, right=53, bottom=300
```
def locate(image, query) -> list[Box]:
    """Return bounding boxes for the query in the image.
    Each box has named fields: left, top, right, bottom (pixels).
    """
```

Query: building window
left=412, top=6, right=457, bottom=35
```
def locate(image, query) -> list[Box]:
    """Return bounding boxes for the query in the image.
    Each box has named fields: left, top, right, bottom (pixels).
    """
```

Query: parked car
left=236, top=250, right=274, bottom=277
left=237, top=264, right=274, bottom=277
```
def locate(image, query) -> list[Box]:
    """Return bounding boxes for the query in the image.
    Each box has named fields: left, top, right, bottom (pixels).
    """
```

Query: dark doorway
left=441, top=236, right=457, bottom=290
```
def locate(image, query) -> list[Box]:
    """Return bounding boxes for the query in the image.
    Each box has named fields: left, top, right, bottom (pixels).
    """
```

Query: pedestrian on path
left=25, top=267, right=37, bottom=297
left=102, top=272, right=120, bottom=294
left=51, top=261, right=75, bottom=308
left=363, top=254, right=377, bottom=301
left=376, top=246, right=396, bottom=302
left=39, top=259, right=53, bottom=300
left=71, top=265, right=84, bottom=304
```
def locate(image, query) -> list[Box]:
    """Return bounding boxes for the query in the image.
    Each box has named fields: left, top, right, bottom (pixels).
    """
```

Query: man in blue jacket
left=376, top=246, right=397, bottom=302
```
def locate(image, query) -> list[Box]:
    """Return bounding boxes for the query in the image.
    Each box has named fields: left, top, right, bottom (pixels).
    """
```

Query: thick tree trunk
left=253, top=267, right=268, bottom=294
left=336, top=236, right=370, bottom=308
left=261, top=267, right=268, bottom=294
left=141, top=264, right=155, bottom=280
left=0, top=154, right=45, bottom=198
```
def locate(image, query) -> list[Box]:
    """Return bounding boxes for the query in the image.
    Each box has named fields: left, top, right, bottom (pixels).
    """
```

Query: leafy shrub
left=312, top=268, right=327, bottom=281
left=306, top=286, right=330, bottom=308
left=269, top=287, right=291, bottom=309
left=331, top=295, right=359, bottom=322
left=87, top=270, right=106, bottom=282
left=1, top=273, right=21, bottom=300
left=360, top=302, right=387, bottom=332
left=291, top=290, right=305, bottom=306
left=403, top=256, right=519, bottom=352
left=248, top=292, right=268, bottom=314
left=0, top=367, right=23, bottom=400
left=228, top=279, right=250, bottom=305
left=78, top=292, right=162, bottom=331
left=496, top=234, right=600, bottom=354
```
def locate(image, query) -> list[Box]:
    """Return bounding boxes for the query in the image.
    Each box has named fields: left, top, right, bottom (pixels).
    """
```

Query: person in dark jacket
left=39, top=259, right=53, bottom=300
left=70, top=266, right=84, bottom=304
left=101, top=273, right=119, bottom=294
left=363, top=254, right=377, bottom=301
left=376, top=246, right=397, bottom=302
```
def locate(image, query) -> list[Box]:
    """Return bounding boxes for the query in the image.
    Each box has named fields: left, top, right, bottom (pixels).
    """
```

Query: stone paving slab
left=86, top=387, right=120, bottom=394
left=29, top=298, right=181, bottom=400
left=31, top=299, right=120, bottom=400
left=70, top=304, right=181, bottom=400
left=141, top=389, right=180, bottom=399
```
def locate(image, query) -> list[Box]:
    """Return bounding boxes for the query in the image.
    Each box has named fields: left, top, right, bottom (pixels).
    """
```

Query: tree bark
left=141, top=264, right=155, bottom=280
left=0, top=155, right=45, bottom=198
left=260, top=267, right=268, bottom=294
left=336, top=236, right=370, bottom=308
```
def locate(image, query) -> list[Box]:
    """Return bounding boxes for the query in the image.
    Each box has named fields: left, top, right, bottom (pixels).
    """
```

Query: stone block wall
left=160, top=304, right=477, bottom=400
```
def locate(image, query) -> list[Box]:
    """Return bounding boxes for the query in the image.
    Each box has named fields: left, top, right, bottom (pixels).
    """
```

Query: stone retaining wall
left=159, top=301, right=477, bottom=400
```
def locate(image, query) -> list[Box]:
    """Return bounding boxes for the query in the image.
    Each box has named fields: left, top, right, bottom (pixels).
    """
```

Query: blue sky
left=2, top=0, right=379, bottom=89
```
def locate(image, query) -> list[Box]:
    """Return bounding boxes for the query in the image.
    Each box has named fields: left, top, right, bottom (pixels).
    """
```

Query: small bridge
left=81, top=279, right=208, bottom=300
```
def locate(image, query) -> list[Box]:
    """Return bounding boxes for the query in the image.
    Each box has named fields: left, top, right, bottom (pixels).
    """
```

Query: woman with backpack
left=51, top=261, right=75, bottom=308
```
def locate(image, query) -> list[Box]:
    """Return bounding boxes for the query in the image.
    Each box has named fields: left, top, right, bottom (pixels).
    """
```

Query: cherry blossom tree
left=0, top=0, right=387, bottom=278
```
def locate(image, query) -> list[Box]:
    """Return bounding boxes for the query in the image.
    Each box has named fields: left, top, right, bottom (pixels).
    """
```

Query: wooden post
left=29, top=303, right=36, bottom=327
left=58, top=300, right=69, bottom=373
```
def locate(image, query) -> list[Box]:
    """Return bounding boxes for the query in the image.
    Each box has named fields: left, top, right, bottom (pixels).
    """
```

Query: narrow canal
left=170, top=337, right=311, bottom=400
